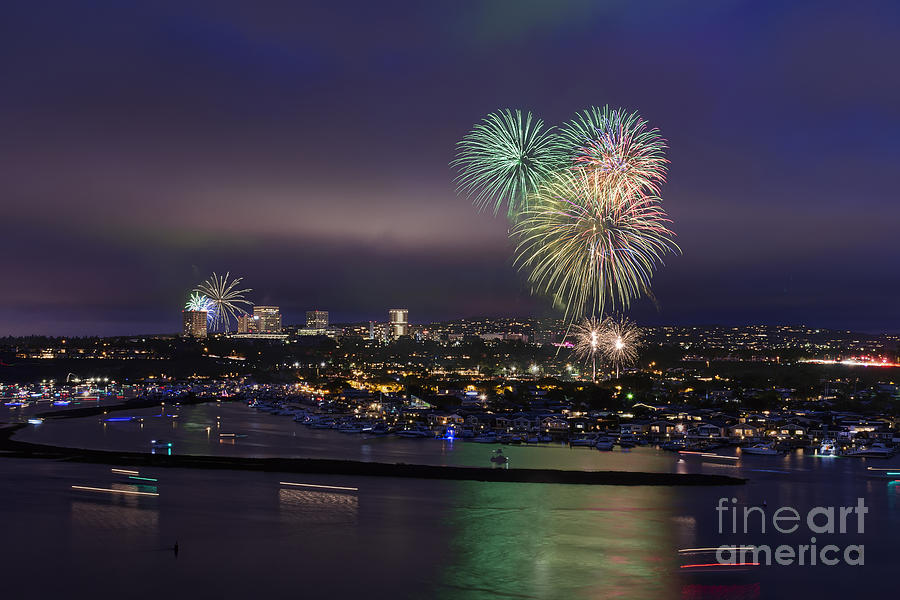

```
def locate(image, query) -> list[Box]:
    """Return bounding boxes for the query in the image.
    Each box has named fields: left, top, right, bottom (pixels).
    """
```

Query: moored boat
left=570, top=434, right=598, bottom=447
left=338, top=424, right=364, bottom=433
left=843, top=442, right=895, bottom=458
left=490, top=448, right=509, bottom=465
left=594, top=436, right=615, bottom=451
left=396, top=427, right=431, bottom=438
left=741, top=443, right=780, bottom=456
left=817, top=438, right=837, bottom=456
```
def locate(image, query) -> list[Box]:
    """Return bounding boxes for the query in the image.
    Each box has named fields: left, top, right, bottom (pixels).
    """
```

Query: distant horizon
left=4, top=315, right=899, bottom=339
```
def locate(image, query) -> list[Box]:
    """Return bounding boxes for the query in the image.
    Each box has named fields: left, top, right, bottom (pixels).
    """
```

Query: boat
left=594, top=437, right=615, bottom=451
left=741, top=443, right=780, bottom=456
left=843, top=442, right=895, bottom=458
left=570, top=434, right=598, bottom=447
left=618, top=435, right=637, bottom=449
left=396, top=427, right=431, bottom=438
left=472, top=432, right=498, bottom=443
left=818, top=438, right=837, bottom=456
left=490, top=448, right=509, bottom=465
left=660, top=439, right=687, bottom=451
left=150, top=439, right=173, bottom=454
left=337, top=423, right=364, bottom=434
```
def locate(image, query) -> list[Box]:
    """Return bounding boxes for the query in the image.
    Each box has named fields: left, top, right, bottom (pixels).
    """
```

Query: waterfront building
left=237, top=313, right=252, bottom=334
left=389, top=309, right=408, bottom=339
left=182, top=310, right=207, bottom=338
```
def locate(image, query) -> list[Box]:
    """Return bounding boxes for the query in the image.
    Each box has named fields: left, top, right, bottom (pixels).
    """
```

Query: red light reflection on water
left=682, top=583, right=760, bottom=600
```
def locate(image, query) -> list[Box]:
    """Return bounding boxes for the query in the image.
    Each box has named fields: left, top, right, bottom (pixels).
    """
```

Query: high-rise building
left=253, top=306, right=282, bottom=334
left=306, top=310, right=329, bottom=330
left=389, top=309, right=408, bottom=339
left=182, top=310, right=207, bottom=338
left=237, top=313, right=252, bottom=334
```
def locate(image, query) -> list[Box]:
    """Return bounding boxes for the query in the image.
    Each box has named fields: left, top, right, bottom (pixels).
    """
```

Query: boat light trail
left=678, top=547, right=757, bottom=553
left=680, top=562, right=759, bottom=569
left=678, top=451, right=739, bottom=461
left=71, top=485, right=159, bottom=497
left=111, top=468, right=140, bottom=475
left=279, top=482, right=358, bottom=492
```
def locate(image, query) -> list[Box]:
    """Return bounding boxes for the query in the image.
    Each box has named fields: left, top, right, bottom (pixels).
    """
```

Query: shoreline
left=0, top=422, right=746, bottom=486
left=34, top=393, right=220, bottom=420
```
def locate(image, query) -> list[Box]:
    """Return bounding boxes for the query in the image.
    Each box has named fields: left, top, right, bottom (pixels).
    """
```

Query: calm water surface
left=2, top=402, right=898, bottom=599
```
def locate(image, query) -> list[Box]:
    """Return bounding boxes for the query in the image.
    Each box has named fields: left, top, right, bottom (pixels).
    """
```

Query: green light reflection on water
left=434, top=481, right=679, bottom=600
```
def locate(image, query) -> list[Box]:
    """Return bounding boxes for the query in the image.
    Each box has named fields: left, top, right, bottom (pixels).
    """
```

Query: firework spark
left=560, top=106, right=668, bottom=200
left=572, top=316, right=605, bottom=382
left=599, top=315, right=642, bottom=378
left=185, top=292, right=215, bottom=313
left=512, top=168, right=678, bottom=320
left=193, top=272, right=253, bottom=333
left=452, top=108, right=564, bottom=220
left=185, top=292, right=217, bottom=326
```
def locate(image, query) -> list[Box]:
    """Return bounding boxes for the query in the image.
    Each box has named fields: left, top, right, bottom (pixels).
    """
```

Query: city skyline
left=3, top=1, right=900, bottom=336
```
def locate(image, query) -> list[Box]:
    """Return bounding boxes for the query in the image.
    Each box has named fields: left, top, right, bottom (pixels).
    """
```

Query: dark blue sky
left=2, top=0, right=899, bottom=335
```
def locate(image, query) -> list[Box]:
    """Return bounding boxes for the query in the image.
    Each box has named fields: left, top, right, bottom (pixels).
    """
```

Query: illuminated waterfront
left=2, top=401, right=900, bottom=598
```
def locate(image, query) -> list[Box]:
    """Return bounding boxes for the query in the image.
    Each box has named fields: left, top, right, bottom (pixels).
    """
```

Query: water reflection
left=278, top=488, right=358, bottom=525
left=5, top=401, right=900, bottom=599
left=681, top=582, right=761, bottom=600
left=70, top=500, right=159, bottom=531
left=436, top=482, right=678, bottom=600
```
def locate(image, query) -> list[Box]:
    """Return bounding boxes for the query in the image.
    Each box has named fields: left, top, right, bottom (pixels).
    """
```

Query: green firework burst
left=452, top=108, right=565, bottom=220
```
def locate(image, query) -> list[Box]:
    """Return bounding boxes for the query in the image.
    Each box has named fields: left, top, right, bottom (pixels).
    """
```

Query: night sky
left=2, top=1, right=899, bottom=336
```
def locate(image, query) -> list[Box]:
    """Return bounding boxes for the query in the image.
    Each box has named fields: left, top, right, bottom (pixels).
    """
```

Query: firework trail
left=193, top=272, right=253, bottom=333
left=560, top=106, right=668, bottom=200
left=512, top=168, right=678, bottom=321
left=572, top=316, right=605, bottom=382
left=452, top=108, right=564, bottom=220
